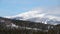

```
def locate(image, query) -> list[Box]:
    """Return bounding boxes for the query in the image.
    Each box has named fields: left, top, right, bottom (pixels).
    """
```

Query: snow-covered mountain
left=4, top=10, right=60, bottom=25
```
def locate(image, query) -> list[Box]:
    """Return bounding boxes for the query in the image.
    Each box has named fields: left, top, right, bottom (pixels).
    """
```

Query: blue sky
left=0, top=0, right=59, bottom=16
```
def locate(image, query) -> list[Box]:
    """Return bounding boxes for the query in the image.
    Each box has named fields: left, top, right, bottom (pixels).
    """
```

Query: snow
left=4, top=10, right=60, bottom=25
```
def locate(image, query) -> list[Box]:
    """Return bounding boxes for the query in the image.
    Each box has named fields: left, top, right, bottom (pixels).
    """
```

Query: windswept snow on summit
left=4, top=9, right=60, bottom=25
left=4, top=10, right=46, bottom=20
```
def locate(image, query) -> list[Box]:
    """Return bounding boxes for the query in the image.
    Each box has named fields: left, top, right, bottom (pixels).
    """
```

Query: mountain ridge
left=4, top=10, right=60, bottom=25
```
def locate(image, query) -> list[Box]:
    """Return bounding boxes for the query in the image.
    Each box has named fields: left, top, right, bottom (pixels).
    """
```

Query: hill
left=0, top=17, right=60, bottom=34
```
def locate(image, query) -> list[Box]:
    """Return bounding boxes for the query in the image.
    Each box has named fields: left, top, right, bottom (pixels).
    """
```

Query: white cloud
left=31, top=6, right=60, bottom=16
left=46, top=6, right=60, bottom=16
left=4, top=6, right=60, bottom=21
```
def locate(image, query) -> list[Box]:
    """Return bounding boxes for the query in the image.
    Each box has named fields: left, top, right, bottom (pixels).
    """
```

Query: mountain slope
left=4, top=10, right=60, bottom=25
left=0, top=17, right=59, bottom=34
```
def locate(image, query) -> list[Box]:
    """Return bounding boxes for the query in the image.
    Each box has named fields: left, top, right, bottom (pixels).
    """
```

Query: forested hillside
left=0, top=17, right=60, bottom=34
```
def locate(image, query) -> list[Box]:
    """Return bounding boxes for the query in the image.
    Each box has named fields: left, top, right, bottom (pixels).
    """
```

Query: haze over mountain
left=4, top=8, right=60, bottom=25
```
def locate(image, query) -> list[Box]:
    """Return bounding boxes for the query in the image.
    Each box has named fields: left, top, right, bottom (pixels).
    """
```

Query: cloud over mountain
left=4, top=7, right=60, bottom=25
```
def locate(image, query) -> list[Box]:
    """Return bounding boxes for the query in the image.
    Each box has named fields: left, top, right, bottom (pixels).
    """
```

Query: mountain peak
left=4, top=10, right=60, bottom=25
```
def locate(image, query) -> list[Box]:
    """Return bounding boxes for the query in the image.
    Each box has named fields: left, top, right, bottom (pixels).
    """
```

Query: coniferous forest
left=0, top=17, right=60, bottom=34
